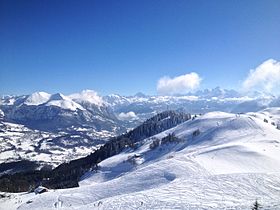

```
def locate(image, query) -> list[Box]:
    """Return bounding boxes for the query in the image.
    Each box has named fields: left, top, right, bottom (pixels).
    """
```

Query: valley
left=0, top=106, right=280, bottom=209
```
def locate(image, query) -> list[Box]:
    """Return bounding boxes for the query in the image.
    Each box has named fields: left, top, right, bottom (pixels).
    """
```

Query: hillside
left=1, top=108, right=280, bottom=209
left=0, top=111, right=190, bottom=192
left=0, top=91, right=125, bottom=170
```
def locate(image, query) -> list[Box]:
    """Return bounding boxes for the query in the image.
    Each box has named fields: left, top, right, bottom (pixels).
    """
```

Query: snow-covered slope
left=0, top=91, right=126, bottom=170
left=0, top=121, right=109, bottom=169
left=2, top=109, right=280, bottom=210
left=24, top=92, right=51, bottom=106
left=45, top=93, right=85, bottom=111
left=0, top=91, right=124, bottom=133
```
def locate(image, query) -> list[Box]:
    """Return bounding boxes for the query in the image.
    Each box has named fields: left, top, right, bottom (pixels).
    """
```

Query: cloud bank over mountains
left=156, top=59, right=280, bottom=96
left=157, top=72, right=202, bottom=95
left=69, top=90, right=104, bottom=106
left=242, top=59, right=280, bottom=94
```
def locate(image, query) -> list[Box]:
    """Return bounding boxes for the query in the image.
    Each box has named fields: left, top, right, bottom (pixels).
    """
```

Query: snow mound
left=262, top=107, right=280, bottom=115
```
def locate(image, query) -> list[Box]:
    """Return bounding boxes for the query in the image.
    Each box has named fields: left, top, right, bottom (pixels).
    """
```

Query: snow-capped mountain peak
left=134, top=92, right=147, bottom=98
left=46, top=93, right=85, bottom=111
left=48, top=93, right=68, bottom=101
left=24, top=91, right=51, bottom=105
left=194, top=87, right=241, bottom=99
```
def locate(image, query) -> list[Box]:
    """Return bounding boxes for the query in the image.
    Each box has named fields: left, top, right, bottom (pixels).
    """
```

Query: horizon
left=1, top=2, right=280, bottom=208
left=1, top=85, right=278, bottom=98
left=1, top=0, right=280, bottom=96
left=1, top=82, right=280, bottom=207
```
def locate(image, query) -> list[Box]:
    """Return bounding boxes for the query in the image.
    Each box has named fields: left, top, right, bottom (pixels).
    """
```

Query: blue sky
left=0, top=0, right=280, bottom=96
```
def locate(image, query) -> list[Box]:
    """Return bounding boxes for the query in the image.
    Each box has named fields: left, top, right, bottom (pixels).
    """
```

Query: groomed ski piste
left=1, top=108, right=280, bottom=209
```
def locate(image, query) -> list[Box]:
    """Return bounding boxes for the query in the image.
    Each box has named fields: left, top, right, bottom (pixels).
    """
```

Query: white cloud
left=69, top=90, right=104, bottom=106
left=118, top=111, right=138, bottom=121
left=242, top=59, right=280, bottom=94
left=157, top=72, right=202, bottom=95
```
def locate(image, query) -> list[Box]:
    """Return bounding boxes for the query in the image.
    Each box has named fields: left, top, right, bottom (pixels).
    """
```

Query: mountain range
left=1, top=88, right=280, bottom=169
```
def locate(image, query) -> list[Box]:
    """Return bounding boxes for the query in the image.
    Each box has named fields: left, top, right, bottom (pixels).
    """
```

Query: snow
left=0, top=109, right=4, bottom=118
left=46, top=93, right=85, bottom=111
left=46, top=99, right=84, bottom=111
left=0, top=122, right=106, bottom=168
left=1, top=109, right=280, bottom=209
left=34, top=186, right=48, bottom=195
left=23, top=92, right=85, bottom=111
left=24, top=92, right=51, bottom=106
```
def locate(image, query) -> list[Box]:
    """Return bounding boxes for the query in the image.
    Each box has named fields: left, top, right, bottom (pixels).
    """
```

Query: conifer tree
left=252, top=200, right=261, bottom=210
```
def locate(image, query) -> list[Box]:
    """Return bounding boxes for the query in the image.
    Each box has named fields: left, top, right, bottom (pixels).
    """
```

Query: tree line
left=0, top=110, right=191, bottom=192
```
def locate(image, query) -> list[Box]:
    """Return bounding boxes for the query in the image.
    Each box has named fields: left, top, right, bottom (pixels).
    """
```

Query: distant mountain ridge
left=0, top=91, right=122, bottom=133
left=0, top=91, right=126, bottom=170
left=103, top=87, right=278, bottom=122
left=1, top=87, right=279, bottom=131
left=0, top=88, right=279, bottom=170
